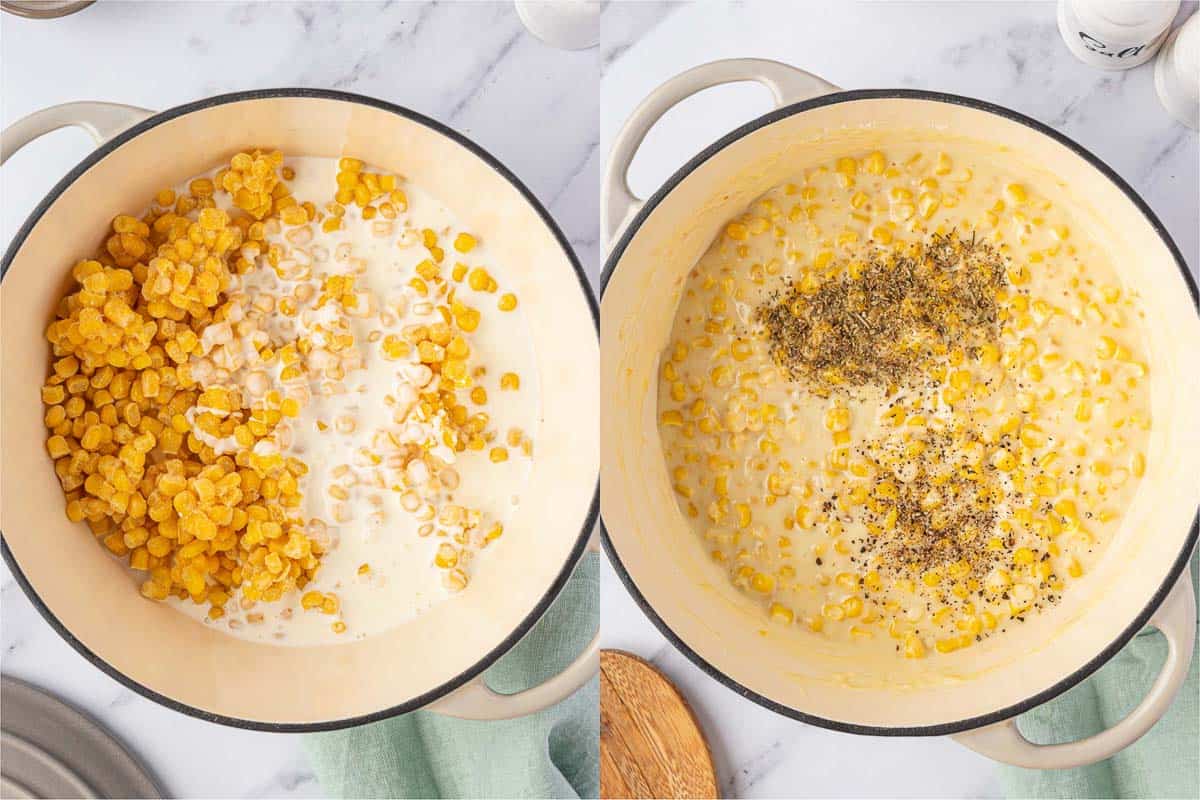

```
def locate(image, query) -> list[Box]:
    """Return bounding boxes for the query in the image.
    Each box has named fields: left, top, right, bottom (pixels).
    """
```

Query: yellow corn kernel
left=1099, top=333, right=1123, bottom=357
left=768, top=602, right=794, bottom=624
left=820, top=603, right=845, bottom=621
left=46, top=435, right=71, bottom=459
left=467, top=268, right=493, bottom=292
left=935, top=635, right=966, bottom=654
left=823, top=406, right=850, bottom=433
left=991, top=449, right=1017, bottom=472
left=1032, top=475, right=1058, bottom=497
left=751, top=572, right=775, bottom=594
left=1131, top=452, right=1145, bottom=478
left=435, top=543, right=459, bottom=569
left=903, top=634, right=926, bottom=659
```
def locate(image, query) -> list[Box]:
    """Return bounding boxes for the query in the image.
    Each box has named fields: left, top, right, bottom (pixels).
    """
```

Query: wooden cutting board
left=599, top=649, right=719, bottom=799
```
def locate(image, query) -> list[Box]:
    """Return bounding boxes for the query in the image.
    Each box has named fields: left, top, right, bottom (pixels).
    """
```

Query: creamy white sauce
left=166, top=157, right=539, bottom=645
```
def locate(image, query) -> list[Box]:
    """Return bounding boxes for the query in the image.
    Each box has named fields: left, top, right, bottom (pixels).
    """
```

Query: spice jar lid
left=1071, top=0, right=1180, bottom=41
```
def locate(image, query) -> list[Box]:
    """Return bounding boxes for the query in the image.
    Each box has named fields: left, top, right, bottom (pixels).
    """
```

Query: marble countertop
left=0, top=2, right=595, bottom=797
left=3, top=1, right=1197, bottom=798
left=599, top=2, right=1197, bottom=798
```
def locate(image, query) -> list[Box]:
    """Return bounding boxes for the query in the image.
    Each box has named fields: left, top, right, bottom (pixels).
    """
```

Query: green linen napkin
left=304, top=552, right=599, bottom=799
left=1001, top=552, right=1199, bottom=799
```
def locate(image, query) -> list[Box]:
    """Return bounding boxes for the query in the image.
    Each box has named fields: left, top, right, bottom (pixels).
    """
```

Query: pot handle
left=426, top=534, right=601, bottom=719
left=1, top=101, right=154, bottom=165
left=953, top=568, right=1196, bottom=769
left=602, top=58, right=839, bottom=251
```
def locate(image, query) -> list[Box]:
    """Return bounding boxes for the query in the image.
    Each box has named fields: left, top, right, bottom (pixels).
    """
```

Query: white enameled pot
left=1, top=90, right=599, bottom=730
left=600, top=59, right=1200, bottom=769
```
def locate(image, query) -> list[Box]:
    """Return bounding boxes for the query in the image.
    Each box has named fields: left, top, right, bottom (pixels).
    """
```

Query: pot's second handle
left=602, top=58, right=839, bottom=250
left=426, top=631, right=599, bottom=720
left=1, top=101, right=154, bottom=165
left=953, top=568, right=1196, bottom=769
left=426, top=542, right=600, bottom=720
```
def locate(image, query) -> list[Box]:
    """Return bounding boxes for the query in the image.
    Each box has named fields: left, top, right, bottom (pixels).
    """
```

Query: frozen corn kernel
left=725, top=222, right=749, bottom=241
left=467, top=268, right=496, bottom=292
left=823, top=406, right=850, bottom=433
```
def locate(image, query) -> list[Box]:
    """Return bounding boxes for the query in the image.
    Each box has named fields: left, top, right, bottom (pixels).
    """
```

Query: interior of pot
left=1, top=96, right=599, bottom=725
left=600, top=95, right=1200, bottom=729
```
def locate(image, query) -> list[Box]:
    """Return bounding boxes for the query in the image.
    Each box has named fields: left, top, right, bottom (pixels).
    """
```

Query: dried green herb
left=755, top=231, right=1009, bottom=393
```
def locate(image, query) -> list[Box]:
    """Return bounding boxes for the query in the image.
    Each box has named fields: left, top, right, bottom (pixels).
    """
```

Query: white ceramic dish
left=600, top=59, right=1199, bottom=769
left=1, top=89, right=599, bottom=730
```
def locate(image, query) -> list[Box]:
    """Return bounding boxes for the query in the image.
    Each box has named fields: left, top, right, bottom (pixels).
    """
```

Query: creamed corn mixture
left=41, top=151, right=534, bottom=642
left=658, top=147, right=1152, bottom=659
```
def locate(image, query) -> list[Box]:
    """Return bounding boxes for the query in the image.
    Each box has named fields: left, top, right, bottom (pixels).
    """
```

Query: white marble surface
left=4, top=1, right=1199, bottom=798
left=599, top=2, right=1198, bottom=798
left=0, top=2, right=596, bottom=798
